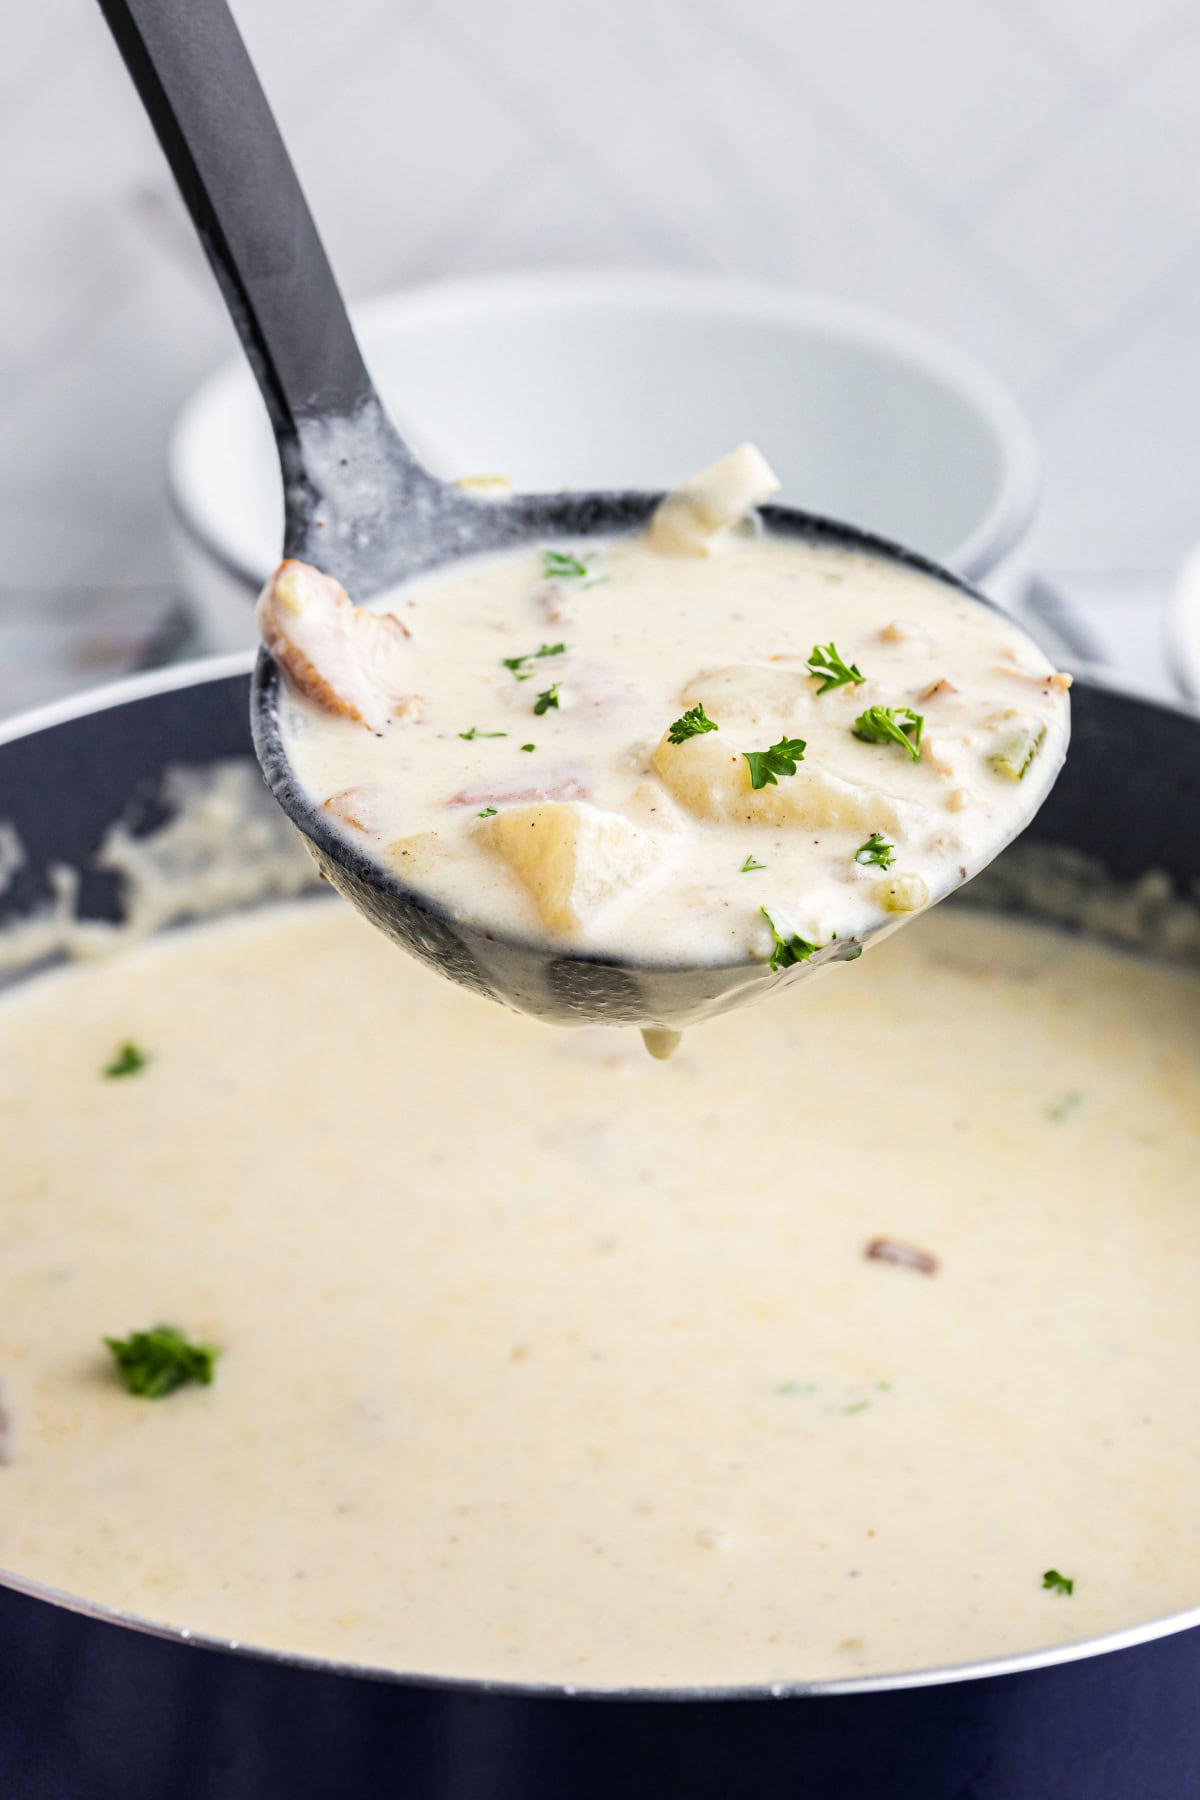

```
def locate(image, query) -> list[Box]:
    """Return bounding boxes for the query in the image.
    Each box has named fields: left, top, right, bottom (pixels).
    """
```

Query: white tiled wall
left=3, top=0, right=1200, bottom=655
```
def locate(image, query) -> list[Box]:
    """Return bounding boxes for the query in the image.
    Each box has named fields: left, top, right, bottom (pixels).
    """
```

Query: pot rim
left=2, top=654, right=1198, bottom=1702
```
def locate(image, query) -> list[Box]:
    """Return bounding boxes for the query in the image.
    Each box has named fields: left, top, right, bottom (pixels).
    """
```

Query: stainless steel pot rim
left=3, top=655, right=1198, bottom=1702
left=2, top=1552, right=1199, bottom=1702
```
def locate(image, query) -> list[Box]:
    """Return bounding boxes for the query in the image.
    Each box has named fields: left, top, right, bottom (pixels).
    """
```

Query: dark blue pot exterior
left=0, top=667, right=1198, bottom=1799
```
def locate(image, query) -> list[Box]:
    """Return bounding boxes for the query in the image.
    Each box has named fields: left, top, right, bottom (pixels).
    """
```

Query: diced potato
left=648, top=444, right=781, bottom=557
left=988, top=720, right=1046, bottom=781
left=650, top=730, right=926, bottom=838
left=676, top=664, right=814, bottom=730
left=475, top=800, right=671, bottom=934
left=256, top=560, right=421, bottom=733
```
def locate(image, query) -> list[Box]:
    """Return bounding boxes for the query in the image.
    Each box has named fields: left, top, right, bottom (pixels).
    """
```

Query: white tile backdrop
left=4, top=0, right=1200, bottom=699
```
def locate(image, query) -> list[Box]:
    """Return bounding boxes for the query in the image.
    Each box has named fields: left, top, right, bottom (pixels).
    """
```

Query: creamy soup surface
left=0, top=897, right=1198, bottom=1687
left=265, top=454, right=1068, bottom=970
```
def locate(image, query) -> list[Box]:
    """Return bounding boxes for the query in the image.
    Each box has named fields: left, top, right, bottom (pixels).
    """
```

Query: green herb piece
left=807, top=641, right=865, bottom=695
left=104, top=1325, right=219, bottom=1399
left=854, top=832, right=896, bottom=870
left=533, top=682, right=561, bottom=716
left=989, top=722, right=1046, bottom=781
left=843, top=1400, right=870, bottom=1416
left=667, top=701, right=719, bottom=744
left=740, top=854, right=766, bottom=873
left=543, top=550, right=589, bottom=581
left=103, top=1041, right=148, bottom=1079
left=477, top=806, right=498, bottom=819
left=1042, top=1569, right=1075, bottom=1596
left=743, top=735, right=807, bottom=790
left=775, top=1380, right=816, bottom=1396
left=502, top=643, right=566, bottom=678
left=761, top=906, right=820, bottom=973
left=853, top=704, right=924, bottom=762
left=459, top=727, right=508, bottom=741
left=1046, top=1092, right=1084, bottom=1122
left=521, top=743, right=536, bottom=753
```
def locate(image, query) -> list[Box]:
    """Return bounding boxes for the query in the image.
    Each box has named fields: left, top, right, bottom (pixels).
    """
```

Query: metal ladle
left=98, top=0, right=1067, bottom=1038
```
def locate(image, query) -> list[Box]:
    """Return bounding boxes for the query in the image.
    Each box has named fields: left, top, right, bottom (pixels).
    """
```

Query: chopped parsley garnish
left=458, top=726, right=508, bottom=741
left=104, top=1042, right=148, bottom=1079
left=842, top=1400, right=870, bottom=1416
left=775, top=1380, right=816, bottom=1396
left=854, top=832, right=896, bottom=870
left=1042, top=1569, right=1075, bottom=1596
left=533, top=682, right=561, bottom=716
left=853, top=704, right=924, bottom=762
left=743, top=735, right=807, bottom=789
left=740, top=854, right=766, bottom=873
left=807, top=641, right=865, bottom=695
left=761, top=906, right=820, bottom=972
left=477, top=806, right=498, bottom=819
left=104, top=1325, right=219, bottom=1399
left=543, top=550, right=590, bottom=581
left=667, top=701, right=719, bottom=744
left=520, top=742, right=535, bottom=753
left=502, top=643, right=565, bottom=678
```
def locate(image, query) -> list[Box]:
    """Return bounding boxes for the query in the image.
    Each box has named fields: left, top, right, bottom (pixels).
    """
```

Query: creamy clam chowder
left=1, top=895, right=1199, bottom=1687
left=261, top=449, right=1070, bottom=978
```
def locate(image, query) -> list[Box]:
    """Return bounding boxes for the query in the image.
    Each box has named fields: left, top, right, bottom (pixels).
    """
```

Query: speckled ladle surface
left=100, top=0, right=1066, bottom=1033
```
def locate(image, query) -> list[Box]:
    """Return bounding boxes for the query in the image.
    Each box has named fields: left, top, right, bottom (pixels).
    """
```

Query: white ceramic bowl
left=1167, top=544, right=1200, bottom=701
left=167, top=271, right=1039, bottom=650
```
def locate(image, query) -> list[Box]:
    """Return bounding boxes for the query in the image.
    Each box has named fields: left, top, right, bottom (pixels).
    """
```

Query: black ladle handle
left=97, top=0, right=444, bottom=581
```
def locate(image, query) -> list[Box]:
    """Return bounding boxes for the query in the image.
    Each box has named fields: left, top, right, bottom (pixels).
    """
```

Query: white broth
left=262, top=453, right=1068, bottom=974
left=0, top=897, right=1197, bottom=1687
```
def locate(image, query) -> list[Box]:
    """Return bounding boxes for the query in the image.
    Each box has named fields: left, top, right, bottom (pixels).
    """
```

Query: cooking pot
left=0, top=659, right=1197, bottom=1800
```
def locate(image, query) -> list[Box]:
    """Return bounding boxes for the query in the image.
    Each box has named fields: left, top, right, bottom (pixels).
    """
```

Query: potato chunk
left=476, top=800, right=670, bottom=934
left=648, top=444, right=781, bottom=556
left=256, top=560, right=421, bottom=733
left=650, top=730, right=926, bottom=838
left=677, top=664, right=815, bottom=730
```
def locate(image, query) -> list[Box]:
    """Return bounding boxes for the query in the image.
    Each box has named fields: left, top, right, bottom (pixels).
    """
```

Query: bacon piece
left=865, top=1237, right=939, bottom=1276
left=256, top=560, right=422, bottom=733
left=996, top=665, right=1073, bottom=692
left=447, top=776, right=590, bottom=809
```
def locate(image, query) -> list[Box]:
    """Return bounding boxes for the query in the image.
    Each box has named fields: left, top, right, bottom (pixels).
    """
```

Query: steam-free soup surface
left=0, top=899, right=1197, bottom=1687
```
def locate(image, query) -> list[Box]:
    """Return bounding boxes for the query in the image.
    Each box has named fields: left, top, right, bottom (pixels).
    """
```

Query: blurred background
left=5, top=0, right=1200, bottom=713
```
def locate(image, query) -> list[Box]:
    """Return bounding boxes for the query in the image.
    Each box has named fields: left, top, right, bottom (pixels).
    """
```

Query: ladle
left=98, top=0, right=1067, bottom=1035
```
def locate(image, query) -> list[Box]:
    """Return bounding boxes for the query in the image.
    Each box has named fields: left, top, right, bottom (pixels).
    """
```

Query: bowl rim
left=3, top=656, right=1200, bottom=1701
left=166, top=268, right=1040, bottom=598
left=1166, top=541, right=1200, bottom=702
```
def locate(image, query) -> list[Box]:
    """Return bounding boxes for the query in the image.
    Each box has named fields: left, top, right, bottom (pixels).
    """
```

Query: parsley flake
left=104, top=1325, right=219, bottom=1399
left=854, top=832, right=896, bottom=870
left=543, top=550, right=589, bottom=581
left=477, top=806, right=498, bottom=818
left=761, top=906, right=821, bottom=972
left=740, top=854, right=766, bottom=873
left=502, top=643, right=566, bottom=678
left=743, top=735, right=807, bottom=789
left=807, top=641, right=865, bottom=695
left=667, top=702, right=719, bottom=744
left=533, top=682, right=561, bottom=716
left=1042, top=1569, right=1075, bottom=1596
left=459, top=726, right=508, bottom=741
left=104, top=1042, right=148, bottom=1079
left=853, top=704, right=924, bottom=762
left=520, top=742, right=536, bottom=753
